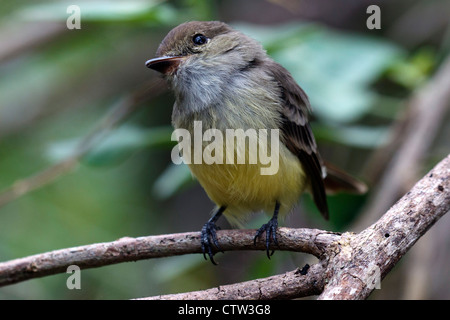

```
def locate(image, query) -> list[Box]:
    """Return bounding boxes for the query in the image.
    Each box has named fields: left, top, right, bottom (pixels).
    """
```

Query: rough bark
left=318, top=153, right=449, bottom=299
left=0, top=228, right=339, bottom=287
left=139, top=262, right=326, bottom=300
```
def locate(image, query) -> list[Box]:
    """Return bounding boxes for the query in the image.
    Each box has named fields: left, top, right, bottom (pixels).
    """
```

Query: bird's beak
left=145, top=56, right=186, bottom=75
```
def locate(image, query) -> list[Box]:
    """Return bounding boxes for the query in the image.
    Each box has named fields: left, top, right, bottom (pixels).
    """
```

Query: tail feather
left=323, top=161, right=368, bottom=195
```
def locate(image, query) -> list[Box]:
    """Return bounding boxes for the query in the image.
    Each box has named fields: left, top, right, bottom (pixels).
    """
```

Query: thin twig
left=0, top=21, right=65, bottom=63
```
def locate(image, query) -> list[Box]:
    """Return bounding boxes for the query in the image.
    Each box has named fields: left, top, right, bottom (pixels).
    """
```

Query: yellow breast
left=187, top=140, right=307, bottom=226
left=172, top=85, right=307, bottom=226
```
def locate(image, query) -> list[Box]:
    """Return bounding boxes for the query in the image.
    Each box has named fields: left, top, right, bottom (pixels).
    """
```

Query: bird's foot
left=253, top=215, right=279, bottom=259
left=201, top=220, right=223, bottom=265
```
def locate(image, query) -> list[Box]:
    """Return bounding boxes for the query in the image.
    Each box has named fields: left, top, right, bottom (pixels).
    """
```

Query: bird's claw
left=253, top=216, right=279, bottom=259
left=201, top=220, right=223, bottom=265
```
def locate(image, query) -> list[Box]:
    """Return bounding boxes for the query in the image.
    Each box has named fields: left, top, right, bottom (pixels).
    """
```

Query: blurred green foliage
left=0, top=0, right=442, bottom=299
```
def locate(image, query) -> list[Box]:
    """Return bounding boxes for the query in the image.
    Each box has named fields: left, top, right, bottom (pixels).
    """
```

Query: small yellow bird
left=146, top=21, right=366, bottom=264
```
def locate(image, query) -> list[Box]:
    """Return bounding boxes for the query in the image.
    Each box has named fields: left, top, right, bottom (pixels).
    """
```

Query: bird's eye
left=192, top=34, right=208, bottom=45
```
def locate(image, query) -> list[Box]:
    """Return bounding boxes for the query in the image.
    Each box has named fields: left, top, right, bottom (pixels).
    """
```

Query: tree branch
left=318, top=153, right=450, bottom=299
left=139, top=262, right=327, bottom=300
left=0, top=228, right=339, bottom=287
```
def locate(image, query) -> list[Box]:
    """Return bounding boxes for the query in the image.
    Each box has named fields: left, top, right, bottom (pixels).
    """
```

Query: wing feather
left=267, top=61, right=329, bottom=219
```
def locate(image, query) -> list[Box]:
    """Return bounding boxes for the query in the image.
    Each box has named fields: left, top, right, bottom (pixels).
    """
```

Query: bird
left=145, top=21, right=366, bottom=264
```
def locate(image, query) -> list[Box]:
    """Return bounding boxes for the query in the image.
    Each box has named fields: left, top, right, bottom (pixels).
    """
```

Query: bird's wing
left=267, top=61, right=329, bottom=220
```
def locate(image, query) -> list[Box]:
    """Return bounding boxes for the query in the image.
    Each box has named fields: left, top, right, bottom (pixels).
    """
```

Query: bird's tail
left=323, top=161, right=368, bottom=195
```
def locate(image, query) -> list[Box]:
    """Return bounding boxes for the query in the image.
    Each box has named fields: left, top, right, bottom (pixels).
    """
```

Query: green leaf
left=385, top=48, right=436, bottom=89
left=83, top=125, right=174, bottom=166
left=313, top=124, right=390, bottom=148
left=16, top=0, right=173, bottom=23
left=152, top=163, right=194, bottom=199
left=47, top=125, right=174, bottom=166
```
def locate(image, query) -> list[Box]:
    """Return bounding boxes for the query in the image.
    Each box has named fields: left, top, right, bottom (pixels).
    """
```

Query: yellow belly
left=188, top=143, right=307, bottom=226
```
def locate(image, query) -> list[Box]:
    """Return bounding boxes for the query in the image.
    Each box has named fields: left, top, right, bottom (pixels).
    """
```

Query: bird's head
left=145, top=21, right=268, bottom=114
left=145, top=21, right=264, bottom=80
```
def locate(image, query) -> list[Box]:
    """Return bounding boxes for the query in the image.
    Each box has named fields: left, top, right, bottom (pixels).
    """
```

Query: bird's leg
left=201, top=206, right=226, bottom=265
left=254, top=201, right=280, bottom=259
